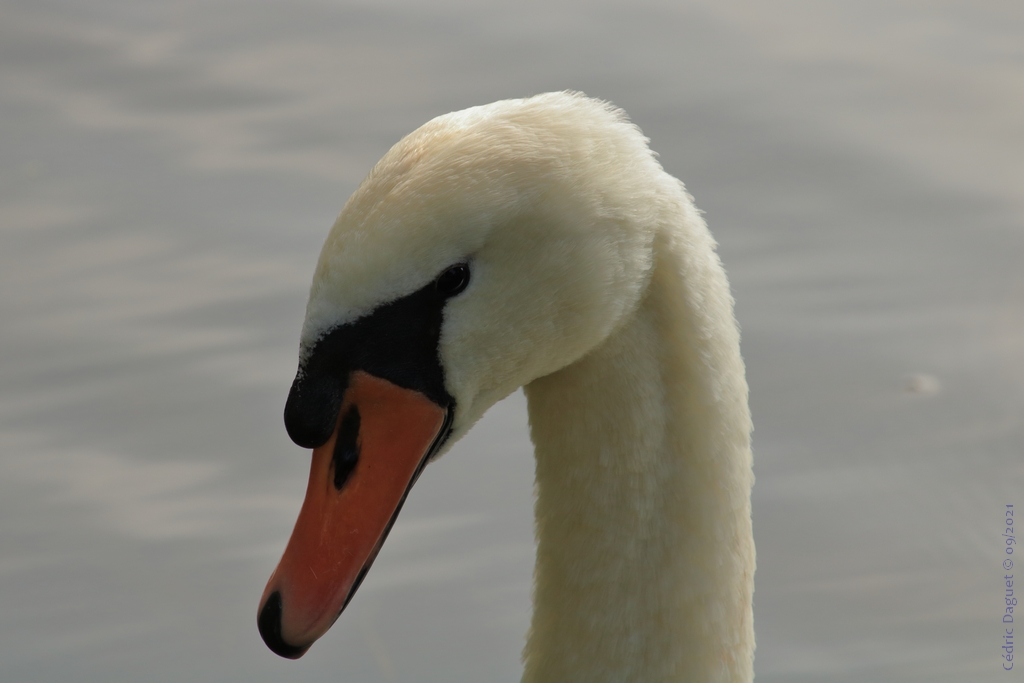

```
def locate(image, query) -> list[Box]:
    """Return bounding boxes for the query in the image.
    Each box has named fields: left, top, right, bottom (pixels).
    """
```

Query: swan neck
left=522, top=224, right=754, bottom=683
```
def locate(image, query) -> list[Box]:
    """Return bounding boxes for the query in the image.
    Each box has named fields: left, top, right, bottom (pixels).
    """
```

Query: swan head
left=258, top=92, right=673, bottom=658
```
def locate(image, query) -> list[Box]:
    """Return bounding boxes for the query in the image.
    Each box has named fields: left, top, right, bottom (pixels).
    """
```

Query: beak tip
left=258, top=591, right=311, bottom=660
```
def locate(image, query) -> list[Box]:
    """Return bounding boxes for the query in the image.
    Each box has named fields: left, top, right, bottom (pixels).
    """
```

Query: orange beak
left=257, top=370, right=449, bottom=658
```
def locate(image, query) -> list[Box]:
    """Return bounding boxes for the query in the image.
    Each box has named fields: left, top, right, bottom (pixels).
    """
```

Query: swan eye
left=435, top=263, right=470, bottom=297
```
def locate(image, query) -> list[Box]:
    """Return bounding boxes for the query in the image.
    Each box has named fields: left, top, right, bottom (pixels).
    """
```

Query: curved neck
left=522, top=225, right=754, bottom=683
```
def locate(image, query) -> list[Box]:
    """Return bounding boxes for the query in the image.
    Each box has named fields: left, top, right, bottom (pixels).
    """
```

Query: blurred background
left=2, top=0, right=1022, bottom=681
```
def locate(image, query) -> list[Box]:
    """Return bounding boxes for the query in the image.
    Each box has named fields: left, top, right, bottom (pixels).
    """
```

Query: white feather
left=303, top=91, right=754, bottom=682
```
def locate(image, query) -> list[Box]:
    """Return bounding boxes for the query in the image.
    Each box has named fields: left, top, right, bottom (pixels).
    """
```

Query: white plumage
left=296, top=91, right=755, bottom=682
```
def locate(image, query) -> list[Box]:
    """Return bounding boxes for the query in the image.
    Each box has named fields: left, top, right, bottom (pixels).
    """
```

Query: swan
left=257, top=91, right=755, bottom=682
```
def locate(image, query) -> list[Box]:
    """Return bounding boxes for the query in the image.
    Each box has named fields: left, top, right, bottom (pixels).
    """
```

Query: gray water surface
left=2, top=1, right=1023, bottom=681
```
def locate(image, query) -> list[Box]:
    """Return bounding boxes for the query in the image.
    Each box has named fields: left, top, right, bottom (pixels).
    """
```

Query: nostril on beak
left=257, top=591, right=310, bottom=660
